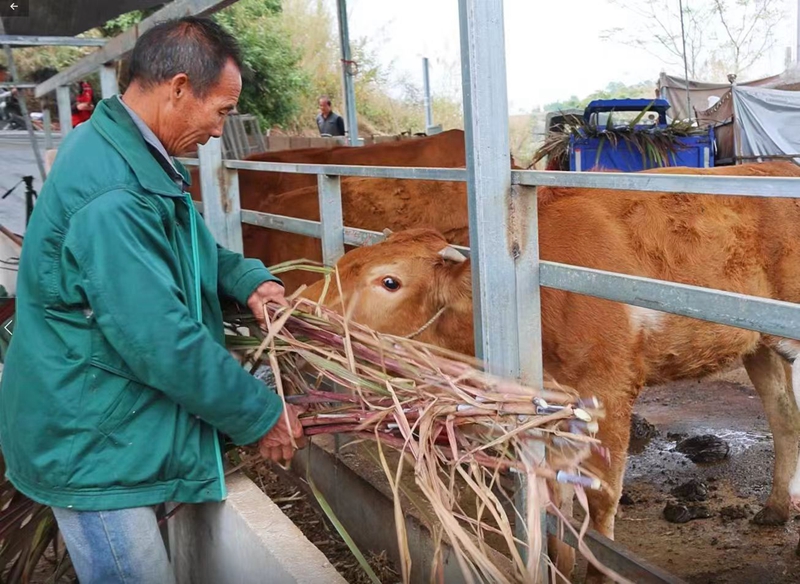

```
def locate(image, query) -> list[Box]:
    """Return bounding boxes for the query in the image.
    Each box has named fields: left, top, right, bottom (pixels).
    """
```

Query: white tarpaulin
left=732, top=85, right=800, bottom=163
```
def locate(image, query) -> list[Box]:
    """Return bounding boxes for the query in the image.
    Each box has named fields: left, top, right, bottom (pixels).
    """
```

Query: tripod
left=2, top=175, right=37, bottom=227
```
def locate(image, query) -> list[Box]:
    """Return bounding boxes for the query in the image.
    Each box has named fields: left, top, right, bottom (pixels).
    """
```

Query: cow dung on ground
left=671, top=479, right=710, bottom=502
left=675, top=434, right=731, bottom=464
left=663, top=502, right=715, bottom=523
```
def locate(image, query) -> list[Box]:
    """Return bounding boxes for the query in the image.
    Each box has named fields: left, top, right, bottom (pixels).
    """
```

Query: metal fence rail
left=201, top=203, right=800, bottom=342
left=181, top=157, right=469, bottom=182
left=182, top=157, right=800, bottom=198
left=514, top=169, right=800, bottom=198
left=182, top=160, right=800, bottom=345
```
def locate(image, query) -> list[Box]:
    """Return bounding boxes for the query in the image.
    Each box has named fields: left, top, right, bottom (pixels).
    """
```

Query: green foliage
left=214, top=0, right=309, bottom=129
left=544, top=80, right=656, bottom=112
left=98, top=7, right=159, bottom=38
left=278, top=0, right=462, bottom=136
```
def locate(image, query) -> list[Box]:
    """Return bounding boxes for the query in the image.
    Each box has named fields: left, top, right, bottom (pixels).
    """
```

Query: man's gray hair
left=128, top=16, right=242, bottom=98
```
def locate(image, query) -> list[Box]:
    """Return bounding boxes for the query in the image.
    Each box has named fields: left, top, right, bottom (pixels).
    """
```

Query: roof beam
left=35, top=0, right=238, bottom=98
left=0, top=35, right=108, bottom=46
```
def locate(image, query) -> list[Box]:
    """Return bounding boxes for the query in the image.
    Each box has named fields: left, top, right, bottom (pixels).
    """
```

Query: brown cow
left=242, top=177, right=469, bottom=291
left=298, top=161, right=800, bottom=580
left=187, top=129, right=469, bottom=210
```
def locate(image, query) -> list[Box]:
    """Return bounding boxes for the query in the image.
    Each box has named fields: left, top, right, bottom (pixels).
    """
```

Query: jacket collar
left=90, top=97, right=192, bottom=197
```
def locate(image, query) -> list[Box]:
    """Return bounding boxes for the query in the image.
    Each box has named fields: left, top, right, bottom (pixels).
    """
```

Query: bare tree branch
left=602, top=0, right=784, bottom=81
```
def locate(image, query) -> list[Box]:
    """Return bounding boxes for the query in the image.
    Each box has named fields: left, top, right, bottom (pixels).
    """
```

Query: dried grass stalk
left=226, top=267, right=627, bottom=584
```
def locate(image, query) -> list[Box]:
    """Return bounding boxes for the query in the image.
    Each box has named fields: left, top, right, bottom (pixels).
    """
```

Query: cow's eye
left=382, top=277, right=401, bottom=291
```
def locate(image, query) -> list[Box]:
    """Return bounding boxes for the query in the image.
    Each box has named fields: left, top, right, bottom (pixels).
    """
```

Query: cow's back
left=189, top=130, right=467, bottom=210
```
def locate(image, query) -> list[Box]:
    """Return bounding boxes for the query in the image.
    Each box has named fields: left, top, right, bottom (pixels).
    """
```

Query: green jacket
left=0, top=97, right=284, bottom=510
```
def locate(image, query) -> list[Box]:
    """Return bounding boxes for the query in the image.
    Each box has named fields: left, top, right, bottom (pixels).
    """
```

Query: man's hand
left=247, top=280, right=288, bottom=329
left=258, top=404, right=306, bottom=463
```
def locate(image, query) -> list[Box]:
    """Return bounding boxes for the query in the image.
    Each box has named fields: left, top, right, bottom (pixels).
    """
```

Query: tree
left=544, top=80, right=656, bottom=112
left=214, top=0, right=309, bottom=129
left=278, top=0, right=463, bottom=135
left=710, top=0, right=782, bottom=75
left=602, top=0, right=783, bottom=81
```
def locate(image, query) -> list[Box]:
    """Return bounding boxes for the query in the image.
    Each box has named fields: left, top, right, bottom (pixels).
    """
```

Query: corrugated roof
left=1, top=1, right=166, bottom=37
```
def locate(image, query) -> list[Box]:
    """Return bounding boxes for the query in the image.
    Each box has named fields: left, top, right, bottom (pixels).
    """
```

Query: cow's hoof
left=751, top=506, right=788, bottom=526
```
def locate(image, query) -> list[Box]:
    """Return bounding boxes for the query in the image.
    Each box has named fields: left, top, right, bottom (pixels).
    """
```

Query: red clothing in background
left=72, top=82, right=94, bottom=127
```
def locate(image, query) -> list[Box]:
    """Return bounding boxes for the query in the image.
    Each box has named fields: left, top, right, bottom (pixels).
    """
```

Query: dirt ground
left=581, top=365, right=800, bottom=584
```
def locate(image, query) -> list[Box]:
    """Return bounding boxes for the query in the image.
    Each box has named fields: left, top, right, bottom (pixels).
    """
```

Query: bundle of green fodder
left=225, top=269, right=623, bottom=584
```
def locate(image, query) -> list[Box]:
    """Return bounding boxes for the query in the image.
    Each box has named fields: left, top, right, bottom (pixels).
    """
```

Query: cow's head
left=301, top=228, right=475, bottom=355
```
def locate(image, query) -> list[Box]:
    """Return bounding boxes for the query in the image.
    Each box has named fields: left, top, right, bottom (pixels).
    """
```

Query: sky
left=339, top=0, right=798, bottom=114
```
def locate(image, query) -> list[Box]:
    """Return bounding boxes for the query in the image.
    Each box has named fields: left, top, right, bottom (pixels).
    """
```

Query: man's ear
left=170, top=73, right=191, bottom=99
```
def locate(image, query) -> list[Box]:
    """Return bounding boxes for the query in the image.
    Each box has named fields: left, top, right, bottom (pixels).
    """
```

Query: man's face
left=165, top=58, right=242, bottom=156
left=319, top=99, right=331, bottom=116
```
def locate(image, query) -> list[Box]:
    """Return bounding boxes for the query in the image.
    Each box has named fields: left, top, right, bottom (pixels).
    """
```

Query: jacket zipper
left=185, top=192, right=227, bottom=500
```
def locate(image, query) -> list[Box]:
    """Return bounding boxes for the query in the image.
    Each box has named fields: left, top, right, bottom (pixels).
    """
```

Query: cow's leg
left=762, top=339, right=800, bottom=510
left=743, top=343, right=800, bottom=525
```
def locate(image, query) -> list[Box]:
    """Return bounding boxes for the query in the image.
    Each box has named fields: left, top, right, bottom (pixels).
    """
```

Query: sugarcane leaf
left=306, top=469, right=382, bottom=584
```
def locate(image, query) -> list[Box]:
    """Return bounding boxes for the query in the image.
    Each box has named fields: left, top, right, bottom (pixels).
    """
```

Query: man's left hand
left=247, top=280, right=288, bottom=329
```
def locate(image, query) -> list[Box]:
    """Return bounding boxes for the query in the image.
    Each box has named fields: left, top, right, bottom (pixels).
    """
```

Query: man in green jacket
left=0, top=16, right=304, bottom=584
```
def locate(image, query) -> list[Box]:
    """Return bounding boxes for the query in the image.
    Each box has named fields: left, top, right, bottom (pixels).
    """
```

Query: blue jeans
left=52, top=505, right=176, bottom=584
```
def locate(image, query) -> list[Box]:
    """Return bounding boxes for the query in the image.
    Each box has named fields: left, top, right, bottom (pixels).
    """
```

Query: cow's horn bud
left=438, top=246, right=467, bottom=263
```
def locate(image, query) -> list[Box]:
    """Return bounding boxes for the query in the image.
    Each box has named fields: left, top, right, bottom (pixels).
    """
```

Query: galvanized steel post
left=100, top=63, right=119, bottom=98
left=3, top=44, right=47, bottom=182
left=317, top=175, right=345, bottom=266
left=796, top=0, right=800, bottom=63
left=56, top=86, right=73, bottom=138
left=422, top=57, right=433, bottom=130
left=197, top=137, right=244, bottom=253
left=43, top=109, right=52, bottom=150
left=458, top=0, right=546, bottom=577
left=336, top=0, right=360, bottom=146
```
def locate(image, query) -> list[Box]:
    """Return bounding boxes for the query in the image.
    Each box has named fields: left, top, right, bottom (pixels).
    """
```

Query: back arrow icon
left=3, top=319, right=11, bottom=335
left=9, top=3, right=17, bottom=10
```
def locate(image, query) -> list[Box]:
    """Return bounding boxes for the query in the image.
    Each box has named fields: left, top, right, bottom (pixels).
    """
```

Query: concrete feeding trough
left=167, top=471, right=348, bottom=584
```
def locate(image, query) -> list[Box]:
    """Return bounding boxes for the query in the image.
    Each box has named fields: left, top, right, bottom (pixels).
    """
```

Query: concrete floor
left=0, top=130, right=61, bottom=236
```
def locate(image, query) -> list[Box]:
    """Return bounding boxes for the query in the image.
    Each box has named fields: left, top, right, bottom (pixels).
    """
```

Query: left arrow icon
left=9, top=3, right=17, bottom=10
left=3, top=319, right=12, bottom=336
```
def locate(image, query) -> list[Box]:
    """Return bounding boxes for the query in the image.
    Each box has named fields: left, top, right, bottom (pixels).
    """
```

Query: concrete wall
left=167, top=471, right=347, bottom=584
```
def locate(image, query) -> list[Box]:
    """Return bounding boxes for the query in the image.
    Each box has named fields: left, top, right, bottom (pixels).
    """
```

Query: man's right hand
left=257, top=404, right=306, bottom=463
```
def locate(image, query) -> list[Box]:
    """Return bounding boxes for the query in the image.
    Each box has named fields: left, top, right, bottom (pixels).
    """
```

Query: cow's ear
left=435, top=257, right=471, bottom=306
